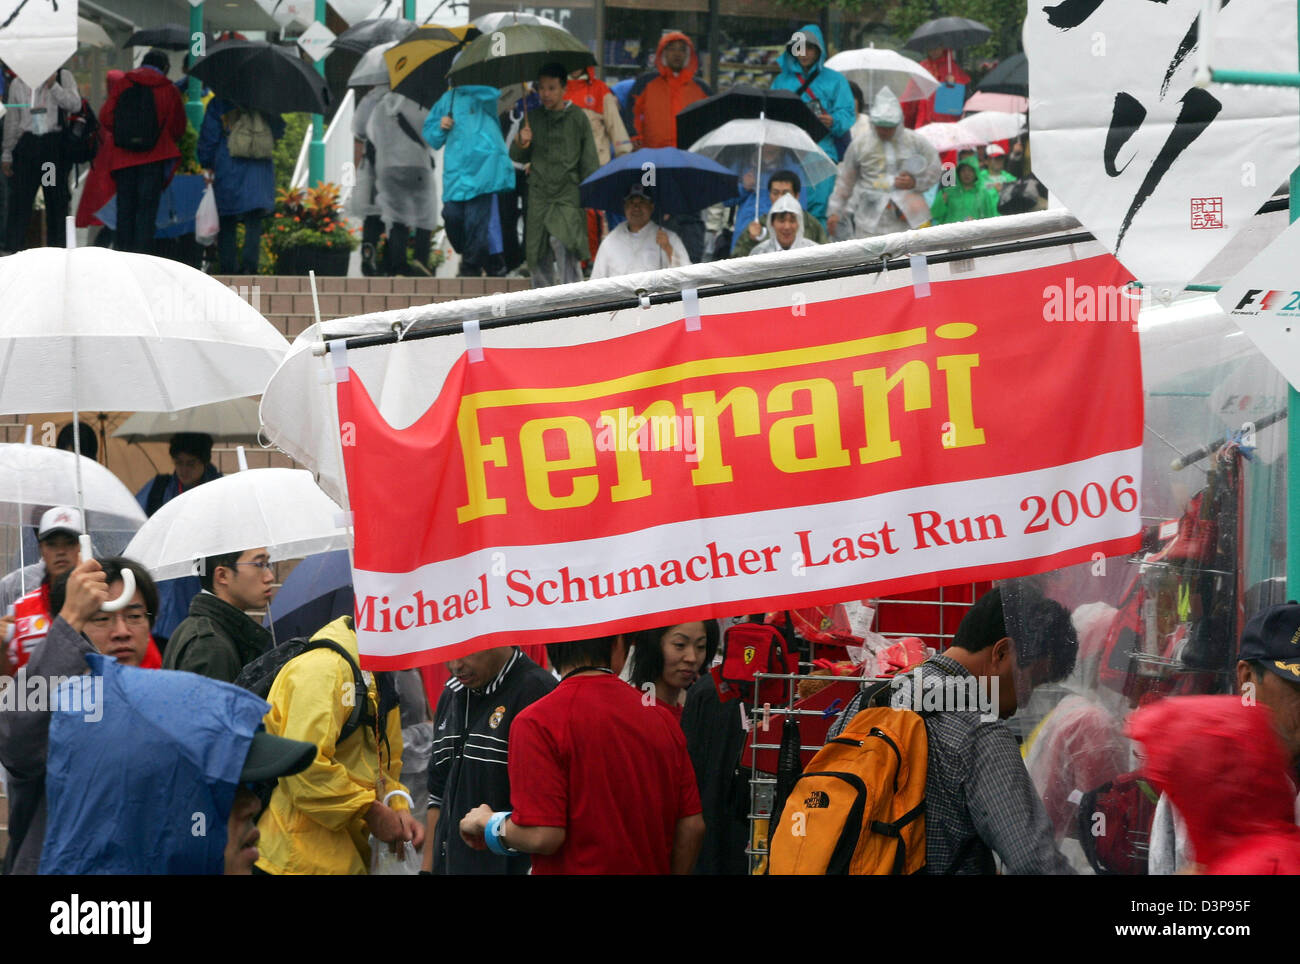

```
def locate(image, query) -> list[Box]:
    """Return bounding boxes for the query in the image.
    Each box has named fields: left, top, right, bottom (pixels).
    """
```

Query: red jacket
left=904, top=49, right=970, bottom=128
left=632, top=32, right=709, bottom=149
left=1130, top=695, right=1300, bottom=874
left=97, top=66, right=188, bottom=173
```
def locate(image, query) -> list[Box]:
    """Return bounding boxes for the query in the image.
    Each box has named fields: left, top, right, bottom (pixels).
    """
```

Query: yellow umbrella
left=383, top=24, right=479, bottom=109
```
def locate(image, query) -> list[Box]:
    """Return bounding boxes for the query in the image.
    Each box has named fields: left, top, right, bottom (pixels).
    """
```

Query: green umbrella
left=446, top=23, right=594, bottom=90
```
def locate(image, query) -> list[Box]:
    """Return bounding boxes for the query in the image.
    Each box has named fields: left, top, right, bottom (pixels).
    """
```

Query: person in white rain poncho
left=366, top=89, right=440, bottom=275
left=350, top=85, right=388, bottom=276
left=827, top=88, right=941, bottom=241
left=749, top=192, right=818, bottom=256
left=590, top=184, right=690, bottom=280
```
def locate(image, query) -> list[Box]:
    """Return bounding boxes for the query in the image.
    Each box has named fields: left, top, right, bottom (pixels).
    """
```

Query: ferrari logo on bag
left=489, top=705, right=506, bottom=729
left=743, top=646, right=756, bottom=665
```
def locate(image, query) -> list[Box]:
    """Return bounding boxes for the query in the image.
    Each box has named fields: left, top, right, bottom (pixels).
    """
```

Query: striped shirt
left=427, top=648, right=555, bottom=875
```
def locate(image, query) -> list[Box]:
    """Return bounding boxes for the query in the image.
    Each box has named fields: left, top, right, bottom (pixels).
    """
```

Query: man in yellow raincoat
left=254, top=615, right=423, bottom=874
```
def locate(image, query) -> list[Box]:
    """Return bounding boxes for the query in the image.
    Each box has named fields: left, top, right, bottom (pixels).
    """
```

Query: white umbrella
left=472, top=11, right=568, bottom=33
left=915, top=121, right=978, bottom=153
left=687, top=118, right=839, bottom=193
left=955, top=110, right=1025, bottom=145
left=916, top=112, right=1024, bottom=153
left=112, top=398, right=265, bottom=444
left=347, top=40, right=399, bottom=87
left=0, top=443, right=146, bottom=532
left=124, top=468, right=351, bottom=581
left=0, top=441, right=147, bottom=598
left=824, top=47, right=938, bottom=105
left=0, top=246, right=288, bottom=607
left=78, top=17, right=113, bottom=49
left=0, top=248, right=288, bottom=414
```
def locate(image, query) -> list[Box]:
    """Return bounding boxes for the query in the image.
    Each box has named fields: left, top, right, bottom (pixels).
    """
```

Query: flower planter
left=273, top=245, right=351, bottom=276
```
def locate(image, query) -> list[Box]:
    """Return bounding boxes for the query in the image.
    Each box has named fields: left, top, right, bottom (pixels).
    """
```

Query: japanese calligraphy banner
left=1026, top=0, right=1299, bottom=290
left=338, top=255, right=1144, bottom=668
left=0, top=0, right=77, bottom=89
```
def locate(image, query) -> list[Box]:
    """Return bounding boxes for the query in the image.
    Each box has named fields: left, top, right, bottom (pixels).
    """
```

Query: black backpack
left=234, top=621, right=400, bottom=804
left=113, top=81, right=161, bottom=152
left=60, top=96, right=99, bottom=165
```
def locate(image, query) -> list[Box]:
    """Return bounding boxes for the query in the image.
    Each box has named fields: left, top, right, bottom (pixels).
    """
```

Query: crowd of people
left=2, top=430, right=1296, bottom=876
left=0, top=27, right=1032, bottom=282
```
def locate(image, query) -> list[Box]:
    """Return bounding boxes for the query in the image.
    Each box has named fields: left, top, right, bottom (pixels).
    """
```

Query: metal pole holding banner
left=186, top=2, right=205, bottom=131
left=309, top=0, right=327, bottom=188
left=1202, top=1, right=1300, bottom=598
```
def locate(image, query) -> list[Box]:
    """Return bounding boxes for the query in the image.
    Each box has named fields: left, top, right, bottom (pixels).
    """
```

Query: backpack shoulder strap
left=299, top=637, right=367, bottom=745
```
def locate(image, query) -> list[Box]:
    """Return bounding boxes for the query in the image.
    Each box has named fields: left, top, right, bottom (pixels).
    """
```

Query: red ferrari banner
left=338, top=255, right=1144, bottom=668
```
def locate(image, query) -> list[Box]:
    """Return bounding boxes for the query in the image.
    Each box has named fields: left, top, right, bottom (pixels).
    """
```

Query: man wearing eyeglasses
left=163, top=548, right=275, bottom=683
left=0, top=555, right=161, bottom=874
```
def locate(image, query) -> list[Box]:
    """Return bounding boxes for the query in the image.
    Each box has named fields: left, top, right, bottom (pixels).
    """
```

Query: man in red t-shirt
left=459, top=634, right=705, bottom=874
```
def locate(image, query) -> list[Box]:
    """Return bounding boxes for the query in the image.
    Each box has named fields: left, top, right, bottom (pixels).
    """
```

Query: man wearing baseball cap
left=1, top=506, right=85, bottom=675
left=1235, top=602, right=1300, bottom=764
left=589, top=183, right=689, bottom=280
left=1150, top=602, right=1300, bottom=873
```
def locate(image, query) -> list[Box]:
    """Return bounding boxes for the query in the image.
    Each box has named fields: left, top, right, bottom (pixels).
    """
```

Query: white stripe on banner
left=354, top=445, right=1142, bottom=661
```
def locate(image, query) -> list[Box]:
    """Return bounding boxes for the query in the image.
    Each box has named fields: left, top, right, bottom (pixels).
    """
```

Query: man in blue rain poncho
left=38, top=567, right=316, bottom=874
left=770, top=24, right=855, bottom=227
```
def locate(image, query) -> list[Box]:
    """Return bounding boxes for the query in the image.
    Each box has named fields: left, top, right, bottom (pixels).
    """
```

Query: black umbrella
left=188, top=40, right=331, bottom=116
left=125, top=23, right=207, bottom=51
left=905, top=17, right=992, bottom=53
left=331, top=17, right=416, bottom=54
left=676, top=86, right=828, bottom=152
left=975, top=52, right=1028, bottom=96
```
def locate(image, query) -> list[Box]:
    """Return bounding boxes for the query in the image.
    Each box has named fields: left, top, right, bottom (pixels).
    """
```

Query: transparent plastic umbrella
left=824, top=48, right=939, bottom=105
left=347, top=40, right=399, bottom=87
left=0, top=246, right=287, bottom=607
left=916, top=112, right=1024, bottom=152
left=112, top=398, right=265, bottom=445
left=123, top=468, right=351, bottom=581
left=0, top=441, right=147, bottom=599
left=686, top=117, right=838, bottom=199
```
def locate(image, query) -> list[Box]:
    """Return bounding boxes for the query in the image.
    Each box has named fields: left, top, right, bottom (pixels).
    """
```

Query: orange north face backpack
left=767, top=700, right=928, bottom=875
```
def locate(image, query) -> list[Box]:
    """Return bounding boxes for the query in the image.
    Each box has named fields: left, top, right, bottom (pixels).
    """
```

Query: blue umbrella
left=265, top=549, right=353, bottom=643
left=95, top=173, right=207, bottom=239
left=41, top=653, right=270, bottom=874
left=580, top=147, right=740, bottom=215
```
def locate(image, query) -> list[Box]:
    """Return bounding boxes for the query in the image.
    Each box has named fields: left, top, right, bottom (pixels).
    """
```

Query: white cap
left=986, top=144, right=1006, bottom=157
left=870, top=87, right=903, bottom=127
left=38, top=506, right=84, bottom=540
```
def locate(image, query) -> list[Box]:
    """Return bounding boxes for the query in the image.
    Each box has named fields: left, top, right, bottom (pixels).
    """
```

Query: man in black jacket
left=422, top=645, right=555, bottom=874
left=162, top=547, right=273, bottom=682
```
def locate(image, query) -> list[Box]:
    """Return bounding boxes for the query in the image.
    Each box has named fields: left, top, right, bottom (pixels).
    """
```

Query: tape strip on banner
left=682, top=287, right=701, bottom=331
left=909, top=254, right=931, bottom=298
left=463, top=319, right=484, bottom=363
left=330, top=341, right=350, bottom=382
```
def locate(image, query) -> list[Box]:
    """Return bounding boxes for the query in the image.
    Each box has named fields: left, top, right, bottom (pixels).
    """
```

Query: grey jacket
left=0, top=617, right=94, bottom=874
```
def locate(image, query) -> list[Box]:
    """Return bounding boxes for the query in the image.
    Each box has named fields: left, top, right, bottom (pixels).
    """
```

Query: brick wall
left=212, top=275, right=532, bottom=342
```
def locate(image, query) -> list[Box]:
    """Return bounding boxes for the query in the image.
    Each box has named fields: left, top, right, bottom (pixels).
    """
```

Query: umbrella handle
left=80, top=534, right=136, bottom=612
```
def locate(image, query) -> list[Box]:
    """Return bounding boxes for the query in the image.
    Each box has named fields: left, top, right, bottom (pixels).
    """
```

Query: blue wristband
left=484, top=810, right=519, bottom=856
